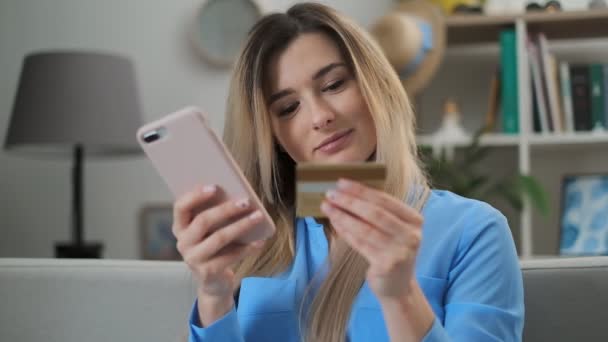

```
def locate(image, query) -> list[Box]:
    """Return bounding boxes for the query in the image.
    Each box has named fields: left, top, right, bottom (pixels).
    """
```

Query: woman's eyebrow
left=268, top=62, right=347, bottom=106
left=268, top=89, right=293, bottom=106
left=312, top=62, right=346, bottom=80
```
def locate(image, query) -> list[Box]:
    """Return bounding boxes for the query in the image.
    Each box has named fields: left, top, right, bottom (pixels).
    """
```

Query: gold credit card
left=296, top=163, right=387, bottom=218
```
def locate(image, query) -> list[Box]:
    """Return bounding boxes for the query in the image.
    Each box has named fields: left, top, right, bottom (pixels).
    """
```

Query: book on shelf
left=551, top=55, right=567, bottom=133
left=527, top=37, right=551, bottom=133
left=499, top=29, right=519, bottom=134
left=590, top=64, right=606, bottom=130
left=526, top=33, right=607, bottom=134
left=605, top=65, right=608, bottom=129
left=570, top=65, right=593, bottom=131
left=537, top=33, right=564, bottom=133
left=483, top=67, right=501, bottom=133
left=481, top=29, right=607, bottom=137
left=559, top=61, right=575, bottom=132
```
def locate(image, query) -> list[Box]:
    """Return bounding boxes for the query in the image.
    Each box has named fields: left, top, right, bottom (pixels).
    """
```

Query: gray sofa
left=1, top=257, right=607, bottom=342
left=521, top=257, right=608, bottom=341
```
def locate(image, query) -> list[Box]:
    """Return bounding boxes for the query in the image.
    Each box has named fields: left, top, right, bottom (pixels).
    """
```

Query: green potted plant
left=420, top=128, right=549, bottom=217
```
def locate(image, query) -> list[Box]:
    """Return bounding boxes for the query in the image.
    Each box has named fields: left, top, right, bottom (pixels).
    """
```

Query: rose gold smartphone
left=136, top=106, right=275, bottom=244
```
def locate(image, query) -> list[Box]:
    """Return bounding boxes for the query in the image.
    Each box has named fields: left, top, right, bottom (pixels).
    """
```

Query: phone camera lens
left=142, top=127, right=166, bottom=144
left=143, top=132, right=159, bottom=143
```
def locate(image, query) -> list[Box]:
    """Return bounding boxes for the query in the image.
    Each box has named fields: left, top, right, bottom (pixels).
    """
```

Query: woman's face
left=266, top=32, right=377, bottom=164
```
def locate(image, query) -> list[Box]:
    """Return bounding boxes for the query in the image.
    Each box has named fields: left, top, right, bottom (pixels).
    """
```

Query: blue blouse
left=188, top=190, right=524, bottom=341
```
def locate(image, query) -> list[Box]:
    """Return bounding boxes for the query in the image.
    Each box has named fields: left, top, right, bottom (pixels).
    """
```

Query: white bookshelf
left=419, top=131, right=608, bottom=149
left=417, top=133, right=520, bottom=147
left=528, top=132, right=608, bottom=146
left=417, top=9, right=608, bottom=259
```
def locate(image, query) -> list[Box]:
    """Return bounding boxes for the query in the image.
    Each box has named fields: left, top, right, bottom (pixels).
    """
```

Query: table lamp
left=4, top=51, right=144, bottom=258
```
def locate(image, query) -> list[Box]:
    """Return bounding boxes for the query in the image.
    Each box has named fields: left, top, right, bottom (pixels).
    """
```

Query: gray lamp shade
left=4, top=51, right=144, bottom=157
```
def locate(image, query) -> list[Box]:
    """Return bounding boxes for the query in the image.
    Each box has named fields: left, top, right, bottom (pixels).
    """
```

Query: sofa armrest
left=521, top=256, right=608, bottom=342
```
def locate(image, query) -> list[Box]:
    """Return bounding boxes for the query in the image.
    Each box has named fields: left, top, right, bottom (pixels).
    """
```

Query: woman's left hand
left=320, top=178, right=424, bottom=300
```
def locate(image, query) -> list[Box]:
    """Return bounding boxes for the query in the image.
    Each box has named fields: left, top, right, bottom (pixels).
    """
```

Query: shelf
left=525, top=10, right=608, bottom=41
left=528, top=132, right=608, bottom=148
left=418, top=132, right=608, bottom=148
left=447, top=14, right=515, bottom=45
left=429, top=10, right=608, bottom=258
left=447, top=9, right=608, bottom=45
left=417, top=133, right=520, bottom=147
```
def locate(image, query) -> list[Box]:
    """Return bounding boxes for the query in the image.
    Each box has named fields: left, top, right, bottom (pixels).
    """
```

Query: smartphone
left=136, top=106, right=275, bottom=244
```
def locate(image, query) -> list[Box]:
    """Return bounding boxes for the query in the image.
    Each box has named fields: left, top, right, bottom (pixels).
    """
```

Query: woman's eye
left=279, top=102, right=299, bottom=117
left=323, top=79, right=345, bottom=92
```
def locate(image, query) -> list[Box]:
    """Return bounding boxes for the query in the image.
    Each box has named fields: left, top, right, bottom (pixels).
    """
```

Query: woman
left=173, top=3, right=524, bottom=341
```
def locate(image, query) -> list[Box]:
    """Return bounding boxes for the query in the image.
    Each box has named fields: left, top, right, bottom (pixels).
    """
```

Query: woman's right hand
left=172, top=184, right=267, bottom=325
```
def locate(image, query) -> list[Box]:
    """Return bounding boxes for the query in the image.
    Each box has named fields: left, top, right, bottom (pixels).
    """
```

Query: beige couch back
left=0, top=259, right=196, bottom=342
left=2, top=257, right=608, bottom=342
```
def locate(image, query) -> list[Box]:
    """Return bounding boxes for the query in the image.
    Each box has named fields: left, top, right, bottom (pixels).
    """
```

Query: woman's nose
left=313, top=116, right=333, bottom=130
left=311, top=99, right=336, bottom=130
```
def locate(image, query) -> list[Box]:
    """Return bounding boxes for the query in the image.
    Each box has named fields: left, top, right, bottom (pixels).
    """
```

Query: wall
left=0, top=0, right=393, bottom=258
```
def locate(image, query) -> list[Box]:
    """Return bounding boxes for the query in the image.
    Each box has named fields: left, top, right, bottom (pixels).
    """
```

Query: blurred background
left=1, top=0, right=607, bottom=259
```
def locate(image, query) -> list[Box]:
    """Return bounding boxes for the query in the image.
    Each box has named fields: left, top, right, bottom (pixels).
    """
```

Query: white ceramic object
left=484, top=0, right=527, bottom=15
left=430, top=100, right=470, bottom=161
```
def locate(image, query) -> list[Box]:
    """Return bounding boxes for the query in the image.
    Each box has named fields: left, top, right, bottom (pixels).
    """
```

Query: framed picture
left=559, top=174, right=608, bottom=256
left=139, top=204, right=181, bottom=260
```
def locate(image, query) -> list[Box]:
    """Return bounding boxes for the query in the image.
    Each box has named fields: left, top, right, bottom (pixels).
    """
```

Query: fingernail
left=251, top=240, right=265, bottom=248
left=326, top=189, right=337, bottom=200
left=202, top=185, right=216, bottom=193
left=321, top=201, right=333, bottom=214
left=235, top=198, right=250, bottom=208
left=337, top=179, right=351, bottom=190
left=249, top=210, right=262, bottom=220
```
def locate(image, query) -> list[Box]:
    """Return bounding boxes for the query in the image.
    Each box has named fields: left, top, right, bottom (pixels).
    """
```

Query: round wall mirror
left=192, top=0, right=263, bottom=68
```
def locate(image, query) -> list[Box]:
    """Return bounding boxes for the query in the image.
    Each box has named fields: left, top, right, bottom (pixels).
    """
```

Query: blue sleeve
left=188, top=299, right=244, bottom=342
left=422, top=208, right=524, bottom=342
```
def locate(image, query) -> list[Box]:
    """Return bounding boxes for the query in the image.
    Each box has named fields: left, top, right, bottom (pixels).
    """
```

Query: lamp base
left=55, top=242, right=103, bottom=258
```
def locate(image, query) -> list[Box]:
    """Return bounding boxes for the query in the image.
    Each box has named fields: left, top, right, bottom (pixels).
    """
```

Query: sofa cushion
left=0, top=258, right=195, bottom=342
left=521, top=257, right=608, bottom=342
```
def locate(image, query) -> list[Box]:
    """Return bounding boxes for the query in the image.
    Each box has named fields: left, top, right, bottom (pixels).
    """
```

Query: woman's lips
left=316, top=129, right=354, bottom=154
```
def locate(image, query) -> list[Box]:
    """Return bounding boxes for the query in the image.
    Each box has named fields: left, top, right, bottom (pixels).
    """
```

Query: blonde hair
left=223, top=3, right=429, bottom=341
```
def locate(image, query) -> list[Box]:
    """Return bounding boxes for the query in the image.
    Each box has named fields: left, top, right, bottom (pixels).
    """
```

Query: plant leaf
left=464, top=145, right=490, bottom=165
left=486, top=181, right=523, bottom=211
left=515, top=174, right=550, bottom=217
left=419, top=127, right=550, bottom=218
left=468, top=175, right=490, bottom=192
